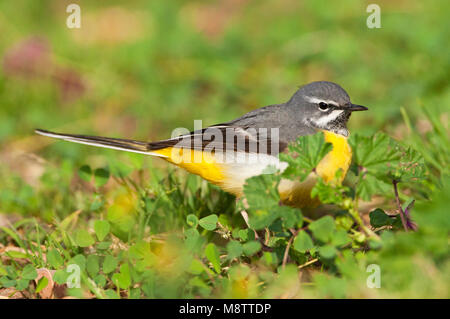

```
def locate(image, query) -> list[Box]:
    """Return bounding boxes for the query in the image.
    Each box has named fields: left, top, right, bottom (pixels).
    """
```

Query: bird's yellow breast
left=278, top=131, right=352, bottom=207
left=316, top=130, right=352, bottom=183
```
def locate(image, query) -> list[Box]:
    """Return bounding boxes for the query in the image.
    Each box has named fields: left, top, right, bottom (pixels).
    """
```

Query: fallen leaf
left=34, top=268, right=55, bottom=299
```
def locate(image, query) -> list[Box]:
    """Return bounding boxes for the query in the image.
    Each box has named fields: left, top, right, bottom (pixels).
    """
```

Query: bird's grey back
left=227, top=103, right=316, bottom=146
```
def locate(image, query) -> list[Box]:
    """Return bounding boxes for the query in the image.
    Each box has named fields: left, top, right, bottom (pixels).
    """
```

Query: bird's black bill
left=348, top=104, right=368, bottom=112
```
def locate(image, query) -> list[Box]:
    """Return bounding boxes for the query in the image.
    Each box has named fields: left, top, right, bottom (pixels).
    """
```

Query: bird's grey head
left=287, top=81, right=368, bottom=137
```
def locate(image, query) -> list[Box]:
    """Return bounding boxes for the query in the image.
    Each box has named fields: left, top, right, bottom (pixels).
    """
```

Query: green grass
left=0, top=0, right=449, bottom=298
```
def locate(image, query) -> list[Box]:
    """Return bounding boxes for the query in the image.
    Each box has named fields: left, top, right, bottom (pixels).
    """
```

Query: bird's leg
left=237, top=198, right=259, bottom=239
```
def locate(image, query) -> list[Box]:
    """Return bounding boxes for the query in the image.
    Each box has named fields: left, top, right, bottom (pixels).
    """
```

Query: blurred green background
left=1, top=0, right=448, bottom=144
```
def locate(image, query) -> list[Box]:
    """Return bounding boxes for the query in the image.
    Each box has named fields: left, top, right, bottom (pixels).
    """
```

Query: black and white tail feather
left=35, top=129, right=168, bottom=157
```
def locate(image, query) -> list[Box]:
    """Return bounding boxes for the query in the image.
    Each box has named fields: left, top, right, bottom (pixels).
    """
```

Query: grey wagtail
left=35, top=81, right=368, bottom=208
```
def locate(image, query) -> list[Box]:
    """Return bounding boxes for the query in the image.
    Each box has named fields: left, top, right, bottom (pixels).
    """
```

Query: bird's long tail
left=35, top=129, right=168, bottom=157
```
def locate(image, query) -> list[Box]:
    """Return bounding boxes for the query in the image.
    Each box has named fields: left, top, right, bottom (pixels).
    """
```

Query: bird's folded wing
left=36, top=125, right=287, bottom=156
left=148, top=125, right=287, bottom=155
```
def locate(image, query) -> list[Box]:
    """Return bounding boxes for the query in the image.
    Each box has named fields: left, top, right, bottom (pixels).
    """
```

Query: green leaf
left=96, top=241, right=112, bottom=250
left=243, top=174, right=281, bottom=211
left=188, top=277, right=211, bottom=295
left=279, top=206, right=302, bottom=228
left=186, top=214, right=198, bottom=228
left=94, top=220, right=110, bottom=241
left=280, top=133, right=333, bottom=181
left=74, top=229, right=95, bottom=247
left=262, top=252, right=278, bottom=266
left=249, top=205, right=301, bottom=231
left=102, top=255, right=118, bottom=274
left=5, top=250, right=28, bottom=259
left=112, top=263, right=131, bottom=289
left=226, top=240, right=243, bottom=260
left=248, top=209, right=280, bottom=230
left=5, top=265, right=18, bottom=279
left=293, top=231, right=314, bottom=253
left=350, top=133, right=400, bottom=172
left=368, top=238, right=382, bottom=250
left=350, top=133, right=400, bottom=200
left=185, top=228, right=203, bottom=252
left=331, top=229, right=351, bottom=247
left=319, top=245, right=337, bottom=259
left=78, top=165, right=92, bottom=182
left=129, top=288, right=141, bottom=299
left=0, top=277, right=16, bottom=288
left=243, top=172, right=301, bottom=230
left=47, top=249, right=64, bottom=268
left=311, top=178, right=350, bottom=205
left=237, top=229, right=252, bottom=242
left=129, top=241, right=156, bottom=270
left=198, top=214, right=218, bottom=231
left=94, top=167, right=110, bottom=188
left=15, top=278, right=30, bottom=291
left=86, top=255, right=100, bottom=277
left=35, top=276, right=48, bottom=294
left=188, top=259, right=205, bottom=275
left=204, top=243, right=221, bottom=274
left=94, top=274, right=107, bottom=287
left=369, top=208, right=392, bottom=228
left=218, top=214, right=231, bottom=229
left=21, top=264, right=37, bottom=280
left=335, top=214, right=354, bottom=231
left=242, top=241, right=262, bottom=256
left=104, top=289, right=120, bottom=299
left=356, top=173, right=391, bottom=201
left=69, top=254, right=86, bottom=271
left=387, top=147, right=426, bottom=183
left=309, top=216, right=336, bottom=243
left=53, top=269, right=69, bottom=285
left=350, top=133, right=426, bottom=200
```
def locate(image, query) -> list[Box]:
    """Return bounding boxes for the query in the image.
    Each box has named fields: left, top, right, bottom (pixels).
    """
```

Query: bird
left=35, top=81, right=367, bottom=208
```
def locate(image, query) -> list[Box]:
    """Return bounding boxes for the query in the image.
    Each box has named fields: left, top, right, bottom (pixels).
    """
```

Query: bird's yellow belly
left=152, top=147, right=227, bottom=187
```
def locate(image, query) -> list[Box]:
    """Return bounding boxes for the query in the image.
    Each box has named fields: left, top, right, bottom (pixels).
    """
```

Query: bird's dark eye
left=318, top=102, right=329, bottom=111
